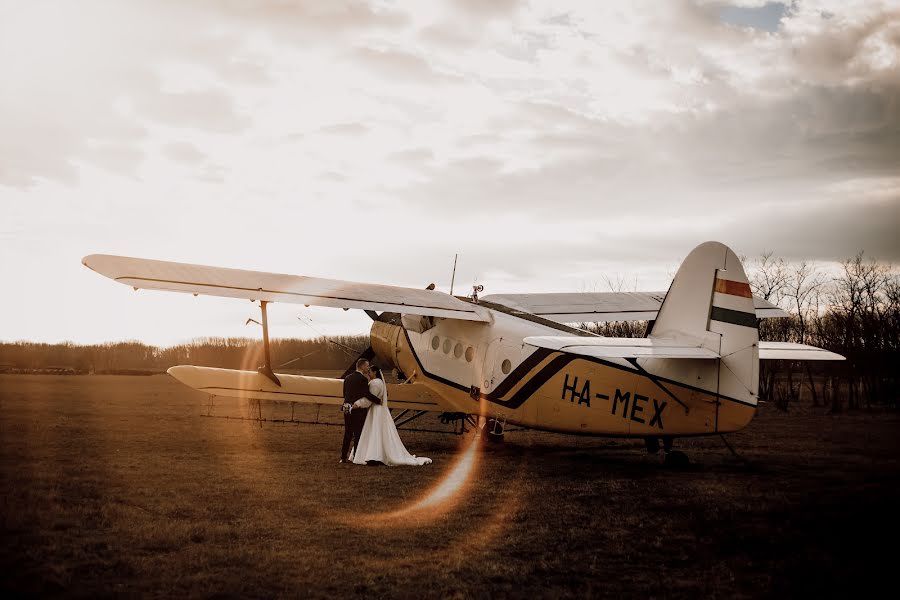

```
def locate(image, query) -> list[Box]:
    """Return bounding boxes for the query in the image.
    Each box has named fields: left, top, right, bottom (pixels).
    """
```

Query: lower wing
left=168, top=366, right=443, bottom=412
left=525, top=336, right=845, bottom=361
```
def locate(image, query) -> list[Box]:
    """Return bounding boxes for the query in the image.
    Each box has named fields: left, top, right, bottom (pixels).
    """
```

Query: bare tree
left=784, top=261, right=827, bottom=408
left=749, top=251, right=790, bottom=305
left=747, top=252, right=792, bottom=405
left=579, top=273, right=646, bottom=338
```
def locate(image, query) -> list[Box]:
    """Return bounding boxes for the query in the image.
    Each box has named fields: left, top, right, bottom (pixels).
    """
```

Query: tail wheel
left=663, top=450, right=690, bottom=468
left=485, top=418, right=505, bottom=442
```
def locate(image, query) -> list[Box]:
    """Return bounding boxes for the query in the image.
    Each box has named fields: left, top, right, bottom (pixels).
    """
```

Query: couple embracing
left=340, top=358, right=432, bottom=466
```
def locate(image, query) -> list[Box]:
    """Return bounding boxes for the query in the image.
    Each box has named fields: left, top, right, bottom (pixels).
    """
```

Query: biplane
left=83, top=241, right=842, bottom=464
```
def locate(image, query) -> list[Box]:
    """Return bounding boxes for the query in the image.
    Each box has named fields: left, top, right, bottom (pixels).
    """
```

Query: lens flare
left=338, top=434, right=482, bottom=528
left=357, top=457, right=528, bottom=573
left=237, top=341, right=264, bottom=417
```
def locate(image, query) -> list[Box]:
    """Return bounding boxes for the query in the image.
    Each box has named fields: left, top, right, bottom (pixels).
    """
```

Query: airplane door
left=483, top=338, right=522, bottom=395
left=481, top=338, right=502, bottom=394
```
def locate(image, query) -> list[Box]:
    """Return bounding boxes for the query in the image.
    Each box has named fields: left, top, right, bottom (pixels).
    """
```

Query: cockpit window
left=403, top=314, right=436, bottom=334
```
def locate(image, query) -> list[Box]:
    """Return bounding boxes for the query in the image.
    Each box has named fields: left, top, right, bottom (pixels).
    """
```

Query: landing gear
left=663, top=449, right=690, bottom=467
left=256, top=301, right=281, bottom=387
left=647, top=436, right=691, bottom=467
left=484, top=418, right=505, bottom=442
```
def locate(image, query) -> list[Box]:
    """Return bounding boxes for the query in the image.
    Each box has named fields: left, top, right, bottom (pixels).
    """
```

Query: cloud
left=3, top=1, right=899, bottom=344
left=349, top=47, right=461, bottom=84
left=448, top=0, right=523, bottom=18
left=388, top=148, right=435, bottom=165
left=163, top=142, right=206, bottom=164
left=0, top=1, right=265, bottom=188
left=80, top=143, right=145, bottom=177
left=418, top=22, right=482, bottom=48
left=135, top=88, right=251, bottom=133
left=783, top=5, right=900, bottom=84
left=216, top=0, right=410, bottom=39
left=318, top=122, right=370, bottom=135
left=726, top=193, right=900, bottom=261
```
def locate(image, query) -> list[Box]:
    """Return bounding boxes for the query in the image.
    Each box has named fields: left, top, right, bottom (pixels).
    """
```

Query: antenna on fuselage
left=449, top=253, right=458, bottom=296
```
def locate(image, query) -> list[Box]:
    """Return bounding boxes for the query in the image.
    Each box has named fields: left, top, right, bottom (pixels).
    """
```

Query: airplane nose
left=370, top=319, right=401, bottom=369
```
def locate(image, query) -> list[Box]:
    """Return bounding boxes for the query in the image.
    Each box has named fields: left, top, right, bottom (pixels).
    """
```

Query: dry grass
left=1, top=374, right=898, bottom=598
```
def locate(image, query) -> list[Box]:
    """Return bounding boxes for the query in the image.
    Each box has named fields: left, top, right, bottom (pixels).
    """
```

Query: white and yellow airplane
left=83, top=241, right=842, bottom=463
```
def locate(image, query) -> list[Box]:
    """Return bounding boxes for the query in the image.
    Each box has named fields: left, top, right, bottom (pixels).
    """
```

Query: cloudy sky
left=1, top=0, right=898, bottom=346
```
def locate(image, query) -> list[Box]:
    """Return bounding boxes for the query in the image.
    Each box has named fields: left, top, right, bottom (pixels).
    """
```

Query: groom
left=340, top=358, right=382, bottom=463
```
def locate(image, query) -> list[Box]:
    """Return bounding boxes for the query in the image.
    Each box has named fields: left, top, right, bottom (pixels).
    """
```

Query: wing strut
left=258, top=301, right=281, bottom=387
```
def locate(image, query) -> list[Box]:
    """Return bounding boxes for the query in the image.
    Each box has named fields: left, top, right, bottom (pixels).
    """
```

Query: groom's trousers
left=341, top=407, right=369, bottom=461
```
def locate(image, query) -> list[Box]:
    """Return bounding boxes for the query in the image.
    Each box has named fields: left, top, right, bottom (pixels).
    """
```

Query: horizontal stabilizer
left=758, top=342, right=845, bottom=361
left=167, top=366, right=442, bottom=411
left=83, top=254, right=490, bottom=322
left=524, top=336, right=720, bottom=359
left=484, top=292, right=787, bottom=323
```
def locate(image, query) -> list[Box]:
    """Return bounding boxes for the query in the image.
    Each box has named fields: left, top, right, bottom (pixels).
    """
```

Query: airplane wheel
left=662, top=436, right=674, bottom=453
left=485, top=418, right=505, bottom=443
left=664, top=450, right=690, bottom=468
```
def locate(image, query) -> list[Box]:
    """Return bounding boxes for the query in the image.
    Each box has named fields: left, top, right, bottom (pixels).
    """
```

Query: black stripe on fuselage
left=710, top=306, right=758, bottom=329
left=487, top=346, right=555, bottom=398
left=400, top=324, right=757, bottom=410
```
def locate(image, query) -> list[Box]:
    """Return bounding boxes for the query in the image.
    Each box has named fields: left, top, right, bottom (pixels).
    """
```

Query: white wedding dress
left=351, top=378, right=432, bottom=466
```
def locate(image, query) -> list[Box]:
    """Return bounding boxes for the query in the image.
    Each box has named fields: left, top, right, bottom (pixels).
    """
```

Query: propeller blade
left=340, top=346, right=376, bottom=379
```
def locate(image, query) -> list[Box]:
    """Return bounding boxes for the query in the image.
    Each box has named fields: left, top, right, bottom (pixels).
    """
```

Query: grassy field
left=1, top=374, right=898, bottom=598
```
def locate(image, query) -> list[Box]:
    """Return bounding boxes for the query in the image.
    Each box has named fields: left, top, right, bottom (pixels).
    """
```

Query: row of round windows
left=430, top=336, right=514, bottom=375
left=431, top=335, right=475, bottom=362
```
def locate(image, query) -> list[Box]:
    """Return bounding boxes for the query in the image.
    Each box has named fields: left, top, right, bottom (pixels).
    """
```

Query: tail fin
left=648, top=242, right=759, bottom=424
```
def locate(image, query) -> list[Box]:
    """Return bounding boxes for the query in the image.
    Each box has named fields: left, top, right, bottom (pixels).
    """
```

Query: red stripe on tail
left=715, top=278, right=753, bottom=298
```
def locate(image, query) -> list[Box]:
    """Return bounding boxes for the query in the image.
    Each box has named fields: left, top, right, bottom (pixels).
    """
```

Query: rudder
left=647, top=241, right=759, bottom=430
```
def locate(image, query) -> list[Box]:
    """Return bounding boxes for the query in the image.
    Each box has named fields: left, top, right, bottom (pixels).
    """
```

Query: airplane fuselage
left=370, top=301, right=757, bottom=438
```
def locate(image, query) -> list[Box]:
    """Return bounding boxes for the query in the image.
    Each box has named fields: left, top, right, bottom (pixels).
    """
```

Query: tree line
left=750, top=252, right=899, bottom=412
left=0, top=335, right=369, bottom=375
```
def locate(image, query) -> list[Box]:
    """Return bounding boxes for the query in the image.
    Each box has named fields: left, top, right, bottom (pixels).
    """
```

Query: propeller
left=339, top=284, right=435, bottom=378
left=340, top=345, right=376, bottom=379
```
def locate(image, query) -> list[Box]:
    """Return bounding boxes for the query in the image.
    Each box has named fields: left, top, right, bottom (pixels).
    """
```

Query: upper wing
left=484, top=291, right=787, bottom=322
left=758, top=342, right=844, bottom=361
left=83, top=254, right=490, bottom=322
left=524, top=335, right=720, bottom=359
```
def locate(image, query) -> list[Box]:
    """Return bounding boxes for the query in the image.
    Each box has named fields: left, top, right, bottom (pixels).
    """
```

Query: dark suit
left=341, top=370, right=382, bottom=461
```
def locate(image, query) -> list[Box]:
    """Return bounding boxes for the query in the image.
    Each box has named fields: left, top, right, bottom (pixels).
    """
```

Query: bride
left=351, top=365, right=432, bottom=466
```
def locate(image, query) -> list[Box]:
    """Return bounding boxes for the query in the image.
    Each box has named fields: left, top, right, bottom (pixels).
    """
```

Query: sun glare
left=337, top=434, right=482, bottom=529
